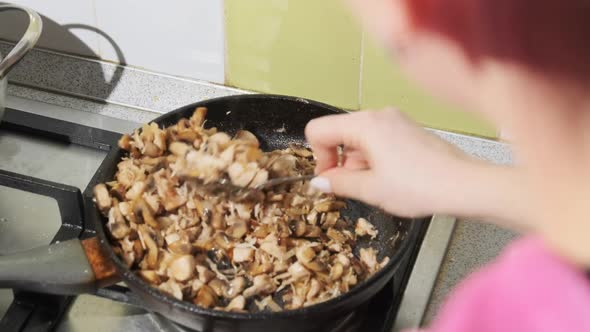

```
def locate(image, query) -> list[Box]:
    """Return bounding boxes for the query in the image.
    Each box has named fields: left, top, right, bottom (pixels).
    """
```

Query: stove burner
left=0, top=109, right=119, bottom=332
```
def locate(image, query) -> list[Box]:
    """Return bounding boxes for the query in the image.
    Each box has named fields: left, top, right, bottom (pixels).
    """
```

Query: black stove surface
left=0, top=108, right=429, bottom=332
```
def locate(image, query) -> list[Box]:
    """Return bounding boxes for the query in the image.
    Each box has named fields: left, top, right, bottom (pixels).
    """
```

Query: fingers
left=311, top=168, right=376, bottom=203
left=341, top=150, right=370, bottom=170
left=305, top=112, right=368, bottom=150
left=305, top=112, right=370, bottom=173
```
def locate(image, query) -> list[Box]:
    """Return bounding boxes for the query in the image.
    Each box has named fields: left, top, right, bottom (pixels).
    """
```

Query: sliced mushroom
left=138, top=270, right=161, bottom=284
left=191, top=279, right=205, bottom=294
left=232, top=203, right=252, bottom=220
left=176, top=128, right=199, bottom=143
left=234, top=130, right=259, bottom=147
left=226, top=219, right=248, bottom=239
left=302, top=259, right=328, bottom=273
left=232, top=246, right=254, bottom=263
left=359, top=247, right=379, bottom=273
left=159, top=280, right=183, bottom=300
left=193, top=285, right=217, bottom=308
left=211, top=211, right=226, bottom=230
left=291, top=195, right=307, bottom=207
left=243, top=274, right=276, bottom=298
left=116, top=160, right=142, bottom=189
left=295, top=245, right=316, bottom=264
left=326, top=228, right=347, bottom=244
left=227, top=276, right=247, bottom=298
left=133, top=198, right=159, bottom=228
left=314, top=199, right=346, bottom=213
left=288, top=262, right=311, bottom=280
left=207, top=132, right=231, bottom=154
left=138, top=226, right=159, bottom=269
left=125, top=181, right=146, bottom=201
left=225, top=295, right=246, bottom=311
left=260, top=241, right=287, bottom=261
left=108, top=217, right=130, bottom=240
left=235, top=145, right=263, bottom=164
left=330, top=263, right=344, bottom=280
left=142, top=141, right=161, bottom=157
left=163, top=193, right=187, bottom=212
left=289, top=143, right=313, bottom=158
left=306, top=278, right=321, bottom=301
left=133, top=239, right=145, bottom=263
left=213, top=233, right=232, bottom=251
left=355, top=217, right=378, bottom=239
left=249, top=169, right=268, bottom=188
left=118, top=134, right=132, bottom=151
left=118, top=201, right=132, bottom=219
left=247, top=259, right=273, bottom=276
left=169, top=141, right=190, bottom=156
left=255, top=296, right=282, bottom=312
left=322, top=212, right=339, bottom=229
left=304, top=225, right=322, bottom=238
left=269, top=154, right=297, bottom=177
left=197, top=265, right=216, bottom=283
left=169, top=255, right=196, bottom=282
left=93, top=184, right=112, bottom=213
left=143, top=193, right=160, bottom=214
left=208, top=278, right=229, bottom=298
left=168, top=239, right=192, bottom=255
left=289, top=219, right=307, bottom=237
left=227, top=162, right=257, bottom=187
left=252, top=225, right=270, bottom=238
left=190, top=107, right=207, bottom=127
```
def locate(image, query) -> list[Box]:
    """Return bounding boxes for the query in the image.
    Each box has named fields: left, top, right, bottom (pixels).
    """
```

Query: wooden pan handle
left=81, top=237, right=119, bottom=288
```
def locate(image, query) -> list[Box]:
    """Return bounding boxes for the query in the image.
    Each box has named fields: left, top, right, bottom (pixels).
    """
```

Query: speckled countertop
left=4, top=44, right=517, bottom=328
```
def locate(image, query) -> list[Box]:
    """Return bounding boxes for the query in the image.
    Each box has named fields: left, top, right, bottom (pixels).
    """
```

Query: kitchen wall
left=0, top=0, right=225, bottom=83
left=0, top=0, right=495, bottom=137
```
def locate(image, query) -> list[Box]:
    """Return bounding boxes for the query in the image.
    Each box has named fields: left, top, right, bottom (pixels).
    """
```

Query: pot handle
left=0, top=4, right=42, bottom=79
left=0, top=238, right=119, bottom=295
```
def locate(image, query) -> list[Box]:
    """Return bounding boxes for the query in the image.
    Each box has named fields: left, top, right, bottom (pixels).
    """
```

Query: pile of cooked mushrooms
left=94, top=107, right=388, bottom=312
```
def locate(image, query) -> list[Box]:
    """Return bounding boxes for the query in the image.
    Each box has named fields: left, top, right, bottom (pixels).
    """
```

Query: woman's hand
left=305, top=108, right=530, bottom=226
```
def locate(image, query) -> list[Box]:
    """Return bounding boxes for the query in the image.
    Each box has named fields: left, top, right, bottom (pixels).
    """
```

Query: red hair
left=406, top=0, right=590, bottom=84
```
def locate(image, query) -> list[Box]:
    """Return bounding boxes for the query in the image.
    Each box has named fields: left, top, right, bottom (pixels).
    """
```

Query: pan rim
left=93, top=93, right=425, bottom=321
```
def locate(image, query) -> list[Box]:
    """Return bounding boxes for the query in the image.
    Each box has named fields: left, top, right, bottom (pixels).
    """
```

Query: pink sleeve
left=423, top=236, right=590, bottom=332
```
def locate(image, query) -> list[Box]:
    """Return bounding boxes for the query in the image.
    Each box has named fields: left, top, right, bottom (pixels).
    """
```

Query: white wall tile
left=0, top=0, right=100, bottom=58
left=95, top=0, right=225, bottom=84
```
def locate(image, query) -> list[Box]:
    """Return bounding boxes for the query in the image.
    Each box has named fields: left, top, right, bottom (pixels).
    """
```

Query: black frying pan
left=0, top=94, right=423, bottom=332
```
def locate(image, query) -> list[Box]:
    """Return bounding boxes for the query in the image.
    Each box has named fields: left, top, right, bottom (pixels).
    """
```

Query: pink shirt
left=420, top=237, right=590, bottom=332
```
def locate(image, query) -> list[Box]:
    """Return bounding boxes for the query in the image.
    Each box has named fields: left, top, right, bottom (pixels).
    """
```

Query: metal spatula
left=204, top=174, right=316, bottom=200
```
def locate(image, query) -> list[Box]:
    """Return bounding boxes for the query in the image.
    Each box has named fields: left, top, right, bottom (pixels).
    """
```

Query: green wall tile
left=225, top=0, right=362, bottom=110
left=361, top=36, right=496, bottom=137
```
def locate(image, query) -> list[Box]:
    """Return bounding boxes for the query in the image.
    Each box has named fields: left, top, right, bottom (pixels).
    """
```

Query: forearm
left=433, top=159, right=533, bottom=232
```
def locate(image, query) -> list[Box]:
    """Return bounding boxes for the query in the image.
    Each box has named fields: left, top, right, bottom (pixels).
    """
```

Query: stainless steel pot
left=0, top=4, right=42, bottom=121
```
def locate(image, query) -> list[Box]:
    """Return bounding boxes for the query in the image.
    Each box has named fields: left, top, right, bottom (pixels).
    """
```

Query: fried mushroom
left=96, top=106, right=389, bottom=313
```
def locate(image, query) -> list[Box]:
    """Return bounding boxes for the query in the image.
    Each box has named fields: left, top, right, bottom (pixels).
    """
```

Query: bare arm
left=305, top=109, right=532, bottom=231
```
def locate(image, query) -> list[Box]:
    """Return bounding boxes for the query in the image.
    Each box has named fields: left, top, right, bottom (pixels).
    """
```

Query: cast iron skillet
left=0, top=94, right=423, bottom=332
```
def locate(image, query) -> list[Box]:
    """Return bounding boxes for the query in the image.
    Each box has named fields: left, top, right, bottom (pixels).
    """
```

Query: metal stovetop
left=0, top=95, right=456, bottom=332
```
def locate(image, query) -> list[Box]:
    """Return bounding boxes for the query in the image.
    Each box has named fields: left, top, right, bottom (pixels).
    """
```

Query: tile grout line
left=222, top=0, right=229, bottom=86
left=357, top=31, right=365, bottom=111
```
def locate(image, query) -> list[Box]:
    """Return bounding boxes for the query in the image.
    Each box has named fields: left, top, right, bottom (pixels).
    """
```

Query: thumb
left=310, top=168, right=375, bottom=202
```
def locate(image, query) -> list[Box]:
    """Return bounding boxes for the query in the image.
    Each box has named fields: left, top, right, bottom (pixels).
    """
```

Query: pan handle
left=0, top=238, right=119, bottom=295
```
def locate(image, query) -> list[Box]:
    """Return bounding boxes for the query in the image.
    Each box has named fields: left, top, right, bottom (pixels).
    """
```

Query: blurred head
left=345, top=0, right=590, bottom=264
left=346, top=0, right=590, bottom=125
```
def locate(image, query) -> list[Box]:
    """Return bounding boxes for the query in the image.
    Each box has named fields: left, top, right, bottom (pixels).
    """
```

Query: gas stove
left=0, top=101, right=445, bottom=332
